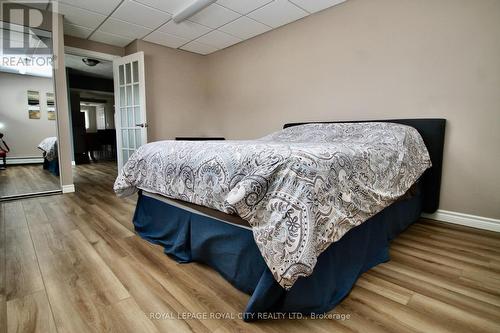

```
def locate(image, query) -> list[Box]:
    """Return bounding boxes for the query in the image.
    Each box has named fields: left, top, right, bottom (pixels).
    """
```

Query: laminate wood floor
left=0, top=164, right=60, bottom=198
left=1, top=162, right=499, bottom=333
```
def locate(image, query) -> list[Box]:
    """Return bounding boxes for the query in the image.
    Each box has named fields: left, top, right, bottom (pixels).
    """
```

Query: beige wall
left=125, top=40, right=210, bottom=141
left=204, top=0, right=500, bottom=219
left=64, top=35, right=125, bottom=57
left=119, top=0, right=499, bottom=219
left=0, top=72, right=57, bottom=158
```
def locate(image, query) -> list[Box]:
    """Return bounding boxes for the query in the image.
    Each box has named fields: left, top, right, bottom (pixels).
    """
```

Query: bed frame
left=132, top=118, right=447, bottom=320
left=284, top=119, right=446, bottom=213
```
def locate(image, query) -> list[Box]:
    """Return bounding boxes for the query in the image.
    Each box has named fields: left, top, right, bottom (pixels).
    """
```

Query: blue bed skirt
left=43, top=158, right=59, bottom=176
left=133, top=189, right=422, bottom=321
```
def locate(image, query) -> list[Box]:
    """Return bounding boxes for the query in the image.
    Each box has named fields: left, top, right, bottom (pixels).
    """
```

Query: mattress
left=115, top=122, right=431, bottom=288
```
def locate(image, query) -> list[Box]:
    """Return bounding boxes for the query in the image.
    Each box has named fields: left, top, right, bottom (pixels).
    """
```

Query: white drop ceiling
left=15, top=0, right=347, bottom=55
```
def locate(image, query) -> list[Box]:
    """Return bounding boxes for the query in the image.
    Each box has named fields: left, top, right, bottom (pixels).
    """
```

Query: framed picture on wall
left=28, top=90, right=40, bottom=119
left=47, top=92, right=56, bottom=120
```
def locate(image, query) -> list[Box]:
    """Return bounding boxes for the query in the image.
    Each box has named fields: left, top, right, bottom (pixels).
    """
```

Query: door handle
left=136, top=123, right=148, bottom=128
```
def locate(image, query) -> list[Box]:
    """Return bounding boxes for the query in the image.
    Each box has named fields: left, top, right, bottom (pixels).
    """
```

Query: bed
left=37, top=137, right=59, bottom=176
left=114, top=119, right=446, bottom=320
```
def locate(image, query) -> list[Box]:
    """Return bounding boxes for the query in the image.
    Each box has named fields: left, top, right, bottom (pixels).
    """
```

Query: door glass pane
left=123, top=150, right=129, bottom=163
left=120, top=87, right=125, bottom=105
left=135, top=129, right=142, bottom=148
left=126, top=86, right=132, bottom=106
left=122, top=130, right=128, bottom=148
left=133, top=84, right=139, bottom=105
left=119, top=65, right=124, bottom=85
left=127, top=107, right=134, bottom=127
left=120, top=108, right=127, bottom=127
left=125, top=63, right=131, bottom=84
left=132, top=61, right=139, bottom=83
left=134, top=107, right=141, bottom=125
left=128, top=130, right=135, bottom=149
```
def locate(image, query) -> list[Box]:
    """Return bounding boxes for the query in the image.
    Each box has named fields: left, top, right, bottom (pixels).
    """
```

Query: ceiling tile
left=2, top=0, right=49, bottom=10
left=189, top=3, right=240, bottom=29
left=216, top=0, right=272, bottom=15
left=219, top=16, right=270, bottom=40
left=143, top=30, right=188, bottom=48
left=180, top=40, right=218, bottom=55
left=23, top=1, right=49, bottom=10
left=133, top=0, right=190, bottom=14
left=289, top=0, right=346, bottom=13
left=112, top=0, right=171, bottom=29
left=59, top=0, right=123, bottom=15
left=248, top=0, right=308, bottom=28
left=64, top=23, right=94, bottom=39
left=195, top=30, right=241, bottom=49
left=90, top=31, right=134, bottom=47
left=158, top=19, right=211, bottom=40
left=57, top=3, right=107, bottom=29
left=99, top=18, right=152, bottom=39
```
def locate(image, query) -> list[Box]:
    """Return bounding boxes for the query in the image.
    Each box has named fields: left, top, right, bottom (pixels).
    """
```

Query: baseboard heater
left=6, top=156, right=44, bottom=165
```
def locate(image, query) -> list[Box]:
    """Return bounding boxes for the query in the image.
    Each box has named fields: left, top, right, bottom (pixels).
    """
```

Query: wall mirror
left=0, top=23, right=61, bottom=200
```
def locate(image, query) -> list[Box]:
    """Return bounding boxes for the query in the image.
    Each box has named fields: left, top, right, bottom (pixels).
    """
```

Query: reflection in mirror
left=0, top=24, right=60, bottom=199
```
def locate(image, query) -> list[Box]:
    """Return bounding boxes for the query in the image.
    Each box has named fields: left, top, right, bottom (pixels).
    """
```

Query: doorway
left=64, top=49, right=118, bottom=166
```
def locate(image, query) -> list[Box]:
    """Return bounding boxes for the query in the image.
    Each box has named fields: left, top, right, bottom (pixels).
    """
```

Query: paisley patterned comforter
left=37, top=137, right=57, bottom=161
left=114, top=123, right=431, bottom=289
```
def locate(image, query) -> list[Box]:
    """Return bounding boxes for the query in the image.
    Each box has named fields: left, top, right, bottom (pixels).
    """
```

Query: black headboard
left=283, top=119, right=446, bottom=214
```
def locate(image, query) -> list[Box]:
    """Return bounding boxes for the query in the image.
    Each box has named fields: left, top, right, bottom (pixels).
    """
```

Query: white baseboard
left=6, top=157, right=44, bottom=164
left=422, top=210, right=500, bottom=233
left=62, top=184, right=75, bottom=193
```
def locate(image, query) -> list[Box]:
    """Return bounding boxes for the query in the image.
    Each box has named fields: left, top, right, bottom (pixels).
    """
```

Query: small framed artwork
left=47, top=92, right=56, bottom=120
left=28, top=90, right=40, bottom=119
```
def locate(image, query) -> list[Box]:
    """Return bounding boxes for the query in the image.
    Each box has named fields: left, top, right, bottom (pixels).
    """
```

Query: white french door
left=113, top=51, right=147, bottom=170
